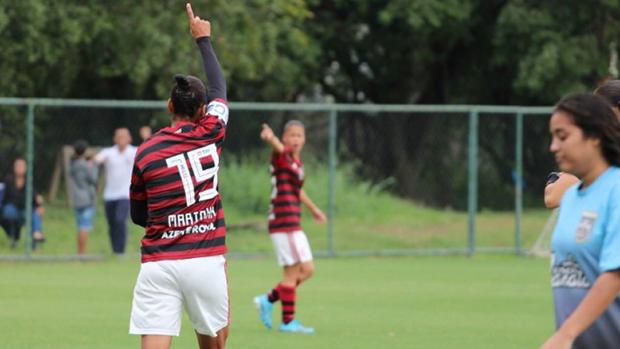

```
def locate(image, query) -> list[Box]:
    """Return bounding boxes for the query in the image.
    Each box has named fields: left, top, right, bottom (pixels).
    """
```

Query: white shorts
left=129, top=255, right=229, bottom=337
left=270, top=231, right=313, bottom=267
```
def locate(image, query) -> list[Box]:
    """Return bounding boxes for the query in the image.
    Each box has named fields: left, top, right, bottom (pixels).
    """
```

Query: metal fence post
left=24, top=103, right=35, bottom=258
left=327, top=109, right=338, bottom=256
left=514, top=112, right=524, bottom=255
left=467, top=110, right=479, bottom=256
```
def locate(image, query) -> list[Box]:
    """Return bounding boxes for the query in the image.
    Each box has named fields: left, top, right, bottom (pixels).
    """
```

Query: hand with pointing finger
left=186, top=3, right=211, bottom=39
left=260, top=124, right=275, bottom=142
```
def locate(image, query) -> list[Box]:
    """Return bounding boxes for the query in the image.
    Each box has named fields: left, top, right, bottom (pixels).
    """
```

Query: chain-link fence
left=0, top=98, right=554, bottom=260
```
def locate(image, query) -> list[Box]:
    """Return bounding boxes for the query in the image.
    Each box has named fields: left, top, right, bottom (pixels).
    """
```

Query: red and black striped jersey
left=268, top=147, right=304, bottom=233
left=130, top=99, right=229, bottom=263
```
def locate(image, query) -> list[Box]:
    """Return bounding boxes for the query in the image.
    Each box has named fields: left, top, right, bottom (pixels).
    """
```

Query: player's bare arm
left=544, top=172, right=579, bottom=209
left=300, top=189, right=326, bottom=223
left=261, top=124, right=285, bottom=153
left=540, top=271, right=620, bottom=349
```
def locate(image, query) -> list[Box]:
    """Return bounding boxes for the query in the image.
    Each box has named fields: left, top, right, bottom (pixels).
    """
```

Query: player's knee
left=301, top=263, right=315, bottom=279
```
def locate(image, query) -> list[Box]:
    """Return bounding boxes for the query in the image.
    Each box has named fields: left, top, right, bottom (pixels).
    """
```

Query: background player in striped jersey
left=128, top=4, right=230, bottom=349
left=254, top=121, right=326, bottom=334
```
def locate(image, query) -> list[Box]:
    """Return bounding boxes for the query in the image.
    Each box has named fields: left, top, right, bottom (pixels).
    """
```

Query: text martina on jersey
left=167, top=206, right=217, bottom=228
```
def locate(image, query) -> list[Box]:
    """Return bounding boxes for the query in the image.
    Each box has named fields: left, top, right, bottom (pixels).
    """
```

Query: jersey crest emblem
left=575, top=211, right=597, bottom=243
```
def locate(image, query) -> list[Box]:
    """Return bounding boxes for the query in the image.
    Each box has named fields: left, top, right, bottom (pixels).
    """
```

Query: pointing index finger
left=186, top=3, right=195, bottom=21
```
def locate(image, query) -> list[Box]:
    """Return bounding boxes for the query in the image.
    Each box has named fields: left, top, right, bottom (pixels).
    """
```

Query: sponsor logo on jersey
left=551, top=255, right=591, bottom=288
left=161, top=223, right=217, bottom=239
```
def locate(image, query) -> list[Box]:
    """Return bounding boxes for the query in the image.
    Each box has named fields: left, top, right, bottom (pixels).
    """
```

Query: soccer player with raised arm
left=254, top=121, right=326, bottom=334
left=128, top=4, right=230, bottom=349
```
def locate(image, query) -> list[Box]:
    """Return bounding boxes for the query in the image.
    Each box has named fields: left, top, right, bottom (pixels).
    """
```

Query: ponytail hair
left=595, top=79, right=620, bottom=109
left=170, top=74, right=207, bottom=119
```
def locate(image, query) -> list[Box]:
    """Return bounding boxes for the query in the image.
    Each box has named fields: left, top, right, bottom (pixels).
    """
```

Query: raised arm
left=186, top=3, right=226, bottom=102
left=260, top=123, right=285, bottom=154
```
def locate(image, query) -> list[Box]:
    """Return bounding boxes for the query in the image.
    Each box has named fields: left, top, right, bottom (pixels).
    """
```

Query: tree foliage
left=1, top=1, right=620, bottom=208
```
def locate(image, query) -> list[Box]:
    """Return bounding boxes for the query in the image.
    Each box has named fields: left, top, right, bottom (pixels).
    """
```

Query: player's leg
left=278, top=232, right=314, bottom=333
left=130, top=261, right=183, bottom=347
left=293, top=231, right=314, bottom=286
left=195, top=326, right=228, bottom=349
left=181, top=256, right=230, bottom=349
left=141, top=335, right=173, bottom=349
left=282, top=263, right=301, bottom=286
left=297, top=261, right=315, bottom=286
left=254, top=233, right=296, bottom=329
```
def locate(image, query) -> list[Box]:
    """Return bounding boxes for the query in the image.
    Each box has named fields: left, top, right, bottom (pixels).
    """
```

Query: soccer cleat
left=279, top=319, right=315, bottom=334
left=253, top=294, right=273, bottom=329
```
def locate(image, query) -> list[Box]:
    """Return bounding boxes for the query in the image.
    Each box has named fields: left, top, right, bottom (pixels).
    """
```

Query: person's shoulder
left=70, top=157, right=83, bottom=167
left=605, top=167, right=620, bottom=194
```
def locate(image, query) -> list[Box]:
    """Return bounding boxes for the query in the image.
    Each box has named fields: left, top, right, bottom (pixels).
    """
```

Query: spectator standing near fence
left=69, top=140, right=98, bottom=255
left=540, top=92, right=620, bottom=349
left=95, top=128, right=137, bottom=255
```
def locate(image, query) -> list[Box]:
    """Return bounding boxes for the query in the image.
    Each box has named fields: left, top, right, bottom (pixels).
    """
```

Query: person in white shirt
left=95, top=128, right=137, bottom=255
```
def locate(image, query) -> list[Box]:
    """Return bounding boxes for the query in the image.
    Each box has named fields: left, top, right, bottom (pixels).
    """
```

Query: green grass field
left=0, top=255, right=554, bottom=349
left=0, top=161, right=556, bottom=348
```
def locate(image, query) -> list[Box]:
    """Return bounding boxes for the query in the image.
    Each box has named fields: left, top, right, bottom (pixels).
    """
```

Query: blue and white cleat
left=279, top=319, right=315, bottom=334
left=253, top=294, right=273, bottom=329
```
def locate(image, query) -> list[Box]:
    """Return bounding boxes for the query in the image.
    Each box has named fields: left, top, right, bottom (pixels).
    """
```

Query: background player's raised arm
left=187, top=3, right=226, bottom=103
left=260, top=123, right=285, bottom=153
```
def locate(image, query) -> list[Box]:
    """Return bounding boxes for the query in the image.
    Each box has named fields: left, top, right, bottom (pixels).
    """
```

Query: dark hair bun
left=170, top=74, right=207, bottom=119
left=174, top=74, right=190, bottom=90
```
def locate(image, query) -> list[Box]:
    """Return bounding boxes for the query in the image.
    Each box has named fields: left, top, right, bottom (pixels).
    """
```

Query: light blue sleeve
left=600, top=182, right=620, bottom=272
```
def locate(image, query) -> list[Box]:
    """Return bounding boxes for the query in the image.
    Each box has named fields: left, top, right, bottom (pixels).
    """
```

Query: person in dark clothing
left=0, top=158, right=45, bottom=249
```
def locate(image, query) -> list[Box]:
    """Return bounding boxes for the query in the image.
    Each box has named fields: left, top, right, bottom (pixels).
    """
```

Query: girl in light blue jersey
left=541, top=93, right=620, bottom=349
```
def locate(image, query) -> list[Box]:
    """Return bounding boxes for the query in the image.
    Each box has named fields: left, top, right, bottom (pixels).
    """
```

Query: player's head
left=282, top=120, right=305, bottom=154
left=73, top=139, right=88, bottom=158
left=594, top=79, right=620, bottom=119
left=13, top=158, right=27, bottom=176
left=550, top=92, right=620, bottom=177
left=114, top=127, right=132, bottom=149
left=168, top=74, right=206, bottom=122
